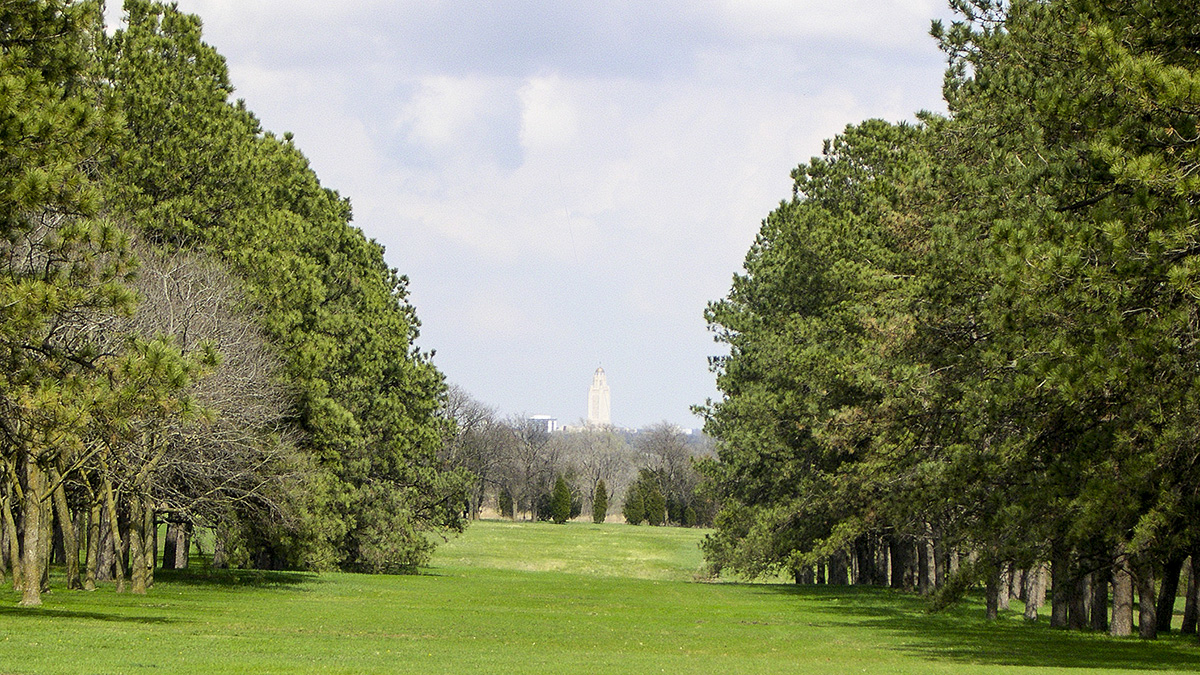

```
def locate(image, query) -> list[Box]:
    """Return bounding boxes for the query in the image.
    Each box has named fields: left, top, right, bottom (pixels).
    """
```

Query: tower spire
left=587, top=367, right=611, bottom=426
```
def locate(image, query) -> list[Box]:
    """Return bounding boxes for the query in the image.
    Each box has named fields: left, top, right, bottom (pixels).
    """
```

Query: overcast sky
left=110, top=1, right=955, bottom=430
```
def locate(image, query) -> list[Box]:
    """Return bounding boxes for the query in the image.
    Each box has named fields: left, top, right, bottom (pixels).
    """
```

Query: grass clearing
left=1, top=520, right=1199, bottom=673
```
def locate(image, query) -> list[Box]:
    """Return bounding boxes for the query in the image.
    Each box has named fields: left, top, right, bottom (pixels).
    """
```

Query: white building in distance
left=587, top=367, right=611, bottom=426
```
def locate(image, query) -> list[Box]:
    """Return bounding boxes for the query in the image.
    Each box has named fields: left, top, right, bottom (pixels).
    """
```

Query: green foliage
left=644, top=483, right=666, bottom=527
left=623, top=470, right=671, bottom=527
left=551, top=475, right=571, bottom=524
left=700, top=0, right=1200, bottom=625
left=622, top=488, right=645, bottom=526
left=96, top=0, right=469, bottom=571
left=592, top=480, right=608, bottom=524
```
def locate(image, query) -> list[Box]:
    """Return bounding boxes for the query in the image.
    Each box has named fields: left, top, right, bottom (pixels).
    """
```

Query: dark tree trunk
left=795, top=565, right=814, bottom=585
left=1091, top=567, right=1110, bottom=632
left=888, top=536, right=909, bottom=589
left=1069, top=572, right=1089, bottom=630
left=1156, top=554, right=1185, bottom=633
left=162, top=521, right=178, bottom=570
left=96, top=509, right=114, bottom=582
left=1182, top=556, right=1199, bottom=635
left=917, top=538, right=931, bottom=595
left=1135, top=560, right=1158, bottom=639
left=933, top=538, right=948, bottom=590
left=816, top=561, right=826, bottom=585
left=997, top=563, right=1011, bottom=611
left=828, top=552, right=848, bottom=585
left=985, top=562, right=1001, bottom=621
left=1112, top=551, right=1134, bottom=636
left=1050, top=543, right=1071, bottom=628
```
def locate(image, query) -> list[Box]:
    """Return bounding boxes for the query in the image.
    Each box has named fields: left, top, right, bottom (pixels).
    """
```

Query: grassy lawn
left=1, top=520, right=1199, bottom=674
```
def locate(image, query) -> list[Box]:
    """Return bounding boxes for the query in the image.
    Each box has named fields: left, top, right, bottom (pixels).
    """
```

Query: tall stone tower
left=587, top=367, right=611, bottom=426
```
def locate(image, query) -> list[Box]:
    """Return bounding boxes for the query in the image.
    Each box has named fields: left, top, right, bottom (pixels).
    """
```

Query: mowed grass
left=1, top=521, right=1199, bottom=674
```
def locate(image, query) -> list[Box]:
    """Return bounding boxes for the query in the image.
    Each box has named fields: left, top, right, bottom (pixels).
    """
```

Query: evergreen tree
left=498, top=488, right=514, bottom=519
left=593, top=480, right=608, bottom=524
left=551, top=475, right=571, bottom=524
left=645, top=484, right=667, bottom=527
left=623, top=488, right=645, bottom=526
left=100, top=0, right=470, bottom=572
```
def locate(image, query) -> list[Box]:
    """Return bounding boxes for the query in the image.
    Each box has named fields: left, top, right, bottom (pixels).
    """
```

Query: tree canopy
left=701, top=0, right=1200, bottom=635
left=0, top=0, right=468, bottom=605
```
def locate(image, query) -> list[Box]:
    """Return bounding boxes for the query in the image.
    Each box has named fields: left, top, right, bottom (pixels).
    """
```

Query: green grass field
left=2, top=520, right=1199, bottom=674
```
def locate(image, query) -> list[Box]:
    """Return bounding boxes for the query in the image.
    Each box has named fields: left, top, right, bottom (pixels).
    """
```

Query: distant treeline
left=441, top=386, right=716, bottom=527
left=1, top=0, right=468, bottom=606
left=700, top=0, right=1200, bottom=639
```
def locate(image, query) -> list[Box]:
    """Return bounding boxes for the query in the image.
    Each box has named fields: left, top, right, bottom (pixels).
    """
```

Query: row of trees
left=1, top=0, right=467, bottom=605
left=441, top=386, right=715, bottom=526
left=701, top=0, right=1200, bottom=638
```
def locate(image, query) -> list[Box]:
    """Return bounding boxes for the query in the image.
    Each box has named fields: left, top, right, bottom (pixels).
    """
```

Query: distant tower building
left=587, top=367, right=611, bottom=426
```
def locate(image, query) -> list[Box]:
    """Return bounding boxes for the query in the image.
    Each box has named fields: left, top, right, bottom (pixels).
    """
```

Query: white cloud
left=116, top=0, right=951, bottom=427
left=398, top=76, right=497, bottom=149
left=519, top=75, right=579, bottom=150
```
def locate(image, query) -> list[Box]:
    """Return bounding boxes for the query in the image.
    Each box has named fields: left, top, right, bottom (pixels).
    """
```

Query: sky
left=107, top=1, right=955, bottom=430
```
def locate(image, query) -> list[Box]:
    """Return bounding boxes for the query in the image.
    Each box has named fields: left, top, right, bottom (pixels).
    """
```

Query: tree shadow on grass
left=155, top=567, right=319, bottom=591
left=758, top=584, right=1200, bottom=671
left=0, top=605, right=177, bottom=624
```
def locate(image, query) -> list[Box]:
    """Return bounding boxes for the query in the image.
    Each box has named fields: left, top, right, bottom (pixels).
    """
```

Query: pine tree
left=592, top=480, right=608, bottom=524
left=551, top=475, right=571, bottom=525
left=623, top=488, right=645, bottom=526
left=645, top=484, right=667, bottom=527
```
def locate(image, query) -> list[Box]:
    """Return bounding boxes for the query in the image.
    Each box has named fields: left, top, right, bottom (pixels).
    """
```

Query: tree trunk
left=50, top=467, right=82, bottom=590
left=828, top=552, right=847, bottom=585
left=1112, top=551, right=1135, bottom=636
left=2, top=489, right=22, bottom=592
left=129, top=494, right=148, bottom=595
left=933, top=538, right=948, bottom=590
left=20, top=456, right=49, bottom=606
left=84, top=497, right=100, bottom=591
left=997, top=563, right=1011, bottom=611
left=816, top=561, right=826, bottom=585
left=143, top=498, right=156, bottom=589
left=1091, top=567, right=1110, bottom=632
left=39, top=504, right=51, bottom=593
left=102, top=475, right=126, bottom=593
left=162, top=521, right=178, bottom=570
left=888, top=536, right=909, bottom=589
left=1156, top=554, right=1185, bottom=633
left=0, top=514, right=6, bottom=586
left=176, top=521, right=190, bottom=570
left=1134, top=559, right=1158, bottom=639
left=213, top=532, right=228, bottom=568
left=1182, top=556, right=1199, bottom=635
left=985, top=561, right=1001, bottom=621
left=1050, top=543, right=1071, bottom=628
left=1024, top=565, right=1044, bottom=621
left=917, top=538, right=931, bottom=595
left=1069, top=572, right=1089, bottom=630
